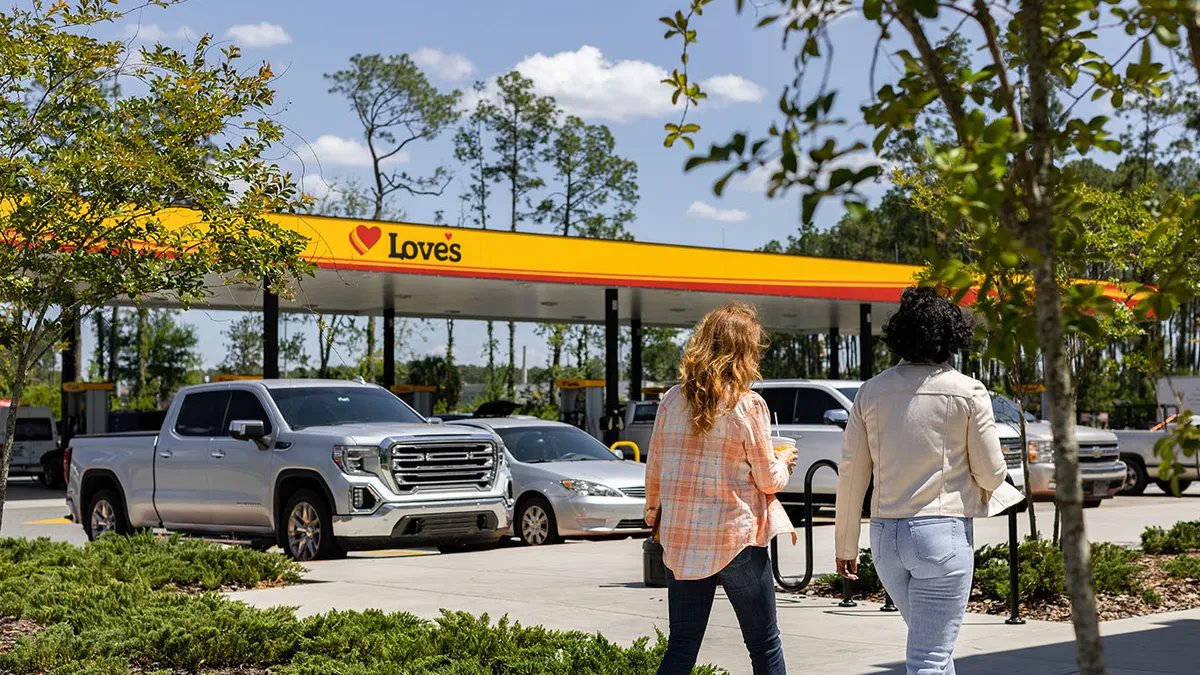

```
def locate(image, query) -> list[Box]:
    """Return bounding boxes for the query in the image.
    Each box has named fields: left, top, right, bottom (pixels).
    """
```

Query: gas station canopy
left=138, top=210, right=922, bottom=333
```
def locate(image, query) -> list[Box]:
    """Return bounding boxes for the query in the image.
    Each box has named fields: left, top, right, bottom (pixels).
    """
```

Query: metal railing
left=770, top=458, right=1022, bottom=623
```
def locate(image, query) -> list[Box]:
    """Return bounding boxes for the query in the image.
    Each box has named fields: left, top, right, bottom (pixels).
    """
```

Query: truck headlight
left=560, top=479, right=622, bottom=498
left=333, top=446, right=379, bottom=475
left=1028, top=441, right=1054, bottom=465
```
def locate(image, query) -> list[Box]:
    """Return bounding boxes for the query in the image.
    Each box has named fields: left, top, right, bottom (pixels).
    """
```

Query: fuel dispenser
left=391, top=384, right=436, bottom=417
left=61, top=382, right=114, bottom=440
left=556, top=378, right=623, bottom=442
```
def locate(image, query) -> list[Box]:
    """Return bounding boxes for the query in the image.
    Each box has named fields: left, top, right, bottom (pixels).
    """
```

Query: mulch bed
left=809, top=554, right=1200, bottom=622
left=0, top=617, right=41, bottom=655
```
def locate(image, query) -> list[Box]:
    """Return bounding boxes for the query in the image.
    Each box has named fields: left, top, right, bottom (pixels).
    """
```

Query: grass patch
left=0, top=534, right=723, bottom=674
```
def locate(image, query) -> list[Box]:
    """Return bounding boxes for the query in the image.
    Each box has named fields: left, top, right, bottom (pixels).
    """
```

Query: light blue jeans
left=870, top=517, right=974, bottom=675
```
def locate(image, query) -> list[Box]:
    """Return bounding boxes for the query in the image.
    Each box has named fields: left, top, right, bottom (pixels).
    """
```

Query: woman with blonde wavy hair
left=645, top=303, right=799, bottom=675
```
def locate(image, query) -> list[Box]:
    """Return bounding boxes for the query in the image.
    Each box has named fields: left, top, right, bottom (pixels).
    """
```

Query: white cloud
left=703, top=75, right=767, bottom=104
left=299, top=175, right=335, bottom=201
left=686, top=201, right=750, bottom=223
left=123, top=24, right=194, bottom=42
left=413, top=48, right=475, bottom=81
left=297, top=135, right=409, bottom=169
left=225, top=22, right=292, bottom=48
left=475, top=46, right=763, bottom=123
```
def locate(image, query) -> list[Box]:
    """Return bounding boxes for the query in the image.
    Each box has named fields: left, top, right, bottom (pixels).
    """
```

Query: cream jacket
left=834, top=362, right=1009, bottom=560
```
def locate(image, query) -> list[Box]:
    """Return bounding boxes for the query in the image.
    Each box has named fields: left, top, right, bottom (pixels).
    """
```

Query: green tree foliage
left=479, top=72, right=558, bottom=396
left=0, top=1, right=310, bottom=529
left=537, top=116, right=639, bottom=240
left=116, top=309, right=200, bottom=408
left=658, top=1, right=1200, bottom=670
left=219, top=315, right=264, bottom=377
left=641, top=328, right=684, bottom=382
left=324, top=54, right=461, bottom=220
left=407, top=355, right=462, bottom=412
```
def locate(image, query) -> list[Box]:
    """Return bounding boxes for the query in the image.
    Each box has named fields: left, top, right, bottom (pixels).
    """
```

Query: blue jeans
left=870, top=517, right=974, bottom=675
left=658, top=546, right=786, bottom=675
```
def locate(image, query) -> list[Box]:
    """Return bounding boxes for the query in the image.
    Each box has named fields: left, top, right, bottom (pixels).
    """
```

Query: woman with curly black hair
left=833, top=286, right=1023, bottom=675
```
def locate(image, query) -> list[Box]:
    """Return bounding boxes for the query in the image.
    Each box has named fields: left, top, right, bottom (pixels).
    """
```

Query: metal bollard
left=839, top=576, right=857, bottom=607
left=881, top=592, right=898, bottom=612
left=1005, top=506, right=1025, bottom=625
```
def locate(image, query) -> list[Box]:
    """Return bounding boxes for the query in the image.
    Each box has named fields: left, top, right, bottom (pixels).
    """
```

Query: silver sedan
left=451, top=418, right=650, bottom=546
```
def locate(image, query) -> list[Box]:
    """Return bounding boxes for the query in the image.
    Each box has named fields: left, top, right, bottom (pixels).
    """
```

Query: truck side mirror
left=823, top=409, right=849, bottom=429
left=230, top=419, right=266, bottom=442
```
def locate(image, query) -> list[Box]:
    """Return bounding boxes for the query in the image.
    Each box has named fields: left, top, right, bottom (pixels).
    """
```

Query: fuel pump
left=391, top=384, right=436, bottom=417
left=556, top=379, right=605, bottom=441
left=61, top=381, right=114, bottom=441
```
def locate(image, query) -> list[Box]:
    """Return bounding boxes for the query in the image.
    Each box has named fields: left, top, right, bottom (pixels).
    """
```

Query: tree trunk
left=446, top=319, right=456, bottom=365
left=107, top=307, right=119, bottom=382
left=0, top=367, right=27, bottom=532
left=136, top=307, right=149, bottom=401
left=1022, top=0, right=1106, bottom=665
left=486, top=320, right=497, bottom=388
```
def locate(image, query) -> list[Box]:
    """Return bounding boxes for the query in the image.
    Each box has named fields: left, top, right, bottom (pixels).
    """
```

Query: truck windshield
left=992, top=394, right=1037, bottom=424
left=497, top=426, right=620, bottom=463
left=632, top=402, right=658, bottom=423
left=269, top=387, right=424, bottom=430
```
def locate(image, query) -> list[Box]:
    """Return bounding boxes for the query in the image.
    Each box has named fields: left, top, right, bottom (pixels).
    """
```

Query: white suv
left=0, top=406, right=62, bottom=488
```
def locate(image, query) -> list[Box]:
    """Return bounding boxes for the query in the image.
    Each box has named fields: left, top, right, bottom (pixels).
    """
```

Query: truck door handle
left=210, top=449, right=226, bottom=459
left=158, top=450, right=173, bottom=459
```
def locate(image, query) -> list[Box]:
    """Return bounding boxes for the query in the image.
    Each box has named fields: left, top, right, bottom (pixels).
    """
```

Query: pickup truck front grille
left=390, top=441, right=496, bottom=493
left=1001, top=441, right=1024, bottom=469
left=1079, top=444, right=1119, bottom=464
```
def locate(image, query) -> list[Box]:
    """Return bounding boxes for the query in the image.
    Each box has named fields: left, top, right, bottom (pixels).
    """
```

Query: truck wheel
left=84, top=488, right=129, bottom=541
left=1119, top=457, right=1148, bottom=496
left=517, top=496, right=561, bottom=546
left=1154, top=479, right=1193, bottom=495
left=280, top=490, right=342, bottom=562
left=39, top=459, right=64, bottom=490
left=1084, top=499, right=1103, bottom=508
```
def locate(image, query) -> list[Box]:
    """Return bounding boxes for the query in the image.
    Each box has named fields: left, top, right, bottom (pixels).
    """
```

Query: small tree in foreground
left=659, top=1, right=1200, bottom=672
left=0, top=0, right=312, bottom=529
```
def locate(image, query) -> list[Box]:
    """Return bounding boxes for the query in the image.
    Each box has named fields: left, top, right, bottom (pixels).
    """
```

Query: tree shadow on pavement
left=871, top=618, right=1199, bottom=675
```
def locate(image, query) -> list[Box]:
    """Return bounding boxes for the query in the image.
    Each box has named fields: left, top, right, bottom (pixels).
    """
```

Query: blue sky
left=79, top=0, right=1123, bottom=372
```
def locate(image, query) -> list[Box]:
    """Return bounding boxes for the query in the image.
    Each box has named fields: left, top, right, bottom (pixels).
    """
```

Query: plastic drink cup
left=771, top=436, right=796, bottom=452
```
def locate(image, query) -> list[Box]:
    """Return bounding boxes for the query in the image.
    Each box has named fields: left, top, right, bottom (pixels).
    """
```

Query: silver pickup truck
left=65, top=379, right=514, bottom=561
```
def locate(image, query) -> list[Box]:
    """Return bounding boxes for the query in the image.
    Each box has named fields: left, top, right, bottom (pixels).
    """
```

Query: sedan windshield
left=837, top=386, right=860, bottom=403
left=497, top=426, right=619, bottom=463
left=269, top=387, right=424, bottom=430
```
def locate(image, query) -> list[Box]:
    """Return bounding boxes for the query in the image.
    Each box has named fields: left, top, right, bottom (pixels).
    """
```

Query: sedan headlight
left=332, top=446, right=380, bottom=475
left=560, top=479, right=623, bottom=498
left=1028, top=440, right=1055, bottom=465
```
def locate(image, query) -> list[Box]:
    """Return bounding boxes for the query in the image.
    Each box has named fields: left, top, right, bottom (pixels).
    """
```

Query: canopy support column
left=829, top=325, right=840, bottom=380
left=604, top=289, right=619, bottom=446
left=630, top=318, right=643, bottom=403
left=383, top=306, right=396, bottom=389
left=263, top=279, right=279, bottom=379
left=859, top=303, right=873, bottom=380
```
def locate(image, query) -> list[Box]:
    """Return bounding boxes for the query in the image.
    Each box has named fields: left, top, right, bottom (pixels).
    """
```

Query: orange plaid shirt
left=645, top=386, right=796, bottom=580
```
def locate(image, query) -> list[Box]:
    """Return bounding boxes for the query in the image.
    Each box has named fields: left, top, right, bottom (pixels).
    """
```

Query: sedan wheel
left=518, top=498, right=560, bottom=546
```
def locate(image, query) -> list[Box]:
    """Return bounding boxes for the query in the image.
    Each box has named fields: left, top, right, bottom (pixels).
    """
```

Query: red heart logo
left=350, top=225, right=382, bottom=255
left=444, top=232, right=453, bottom=240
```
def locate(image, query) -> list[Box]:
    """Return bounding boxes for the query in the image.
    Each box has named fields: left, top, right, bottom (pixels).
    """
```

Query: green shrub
left=1163, top=554, right=1200, bottom=580
left=975, top=539, right=1066, bottom=603
left=0, top=536, right=723, bottom=674
left=1090, top=543, right=1143, bottom=596
left=1141, top=521, right=1200, bottom=555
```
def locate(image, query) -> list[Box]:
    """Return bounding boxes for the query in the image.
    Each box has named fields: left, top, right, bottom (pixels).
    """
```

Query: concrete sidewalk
left=229, top=532, right=1199, bottom=674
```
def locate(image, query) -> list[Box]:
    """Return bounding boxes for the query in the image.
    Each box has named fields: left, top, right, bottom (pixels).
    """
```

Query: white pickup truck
left=0, top=406, right=63, bottom=488
left=65, top=379, right=514, bottom=560
left=1114, top=416, right=1200, bottom=495
left=753, top=379, right=1028, bottom=510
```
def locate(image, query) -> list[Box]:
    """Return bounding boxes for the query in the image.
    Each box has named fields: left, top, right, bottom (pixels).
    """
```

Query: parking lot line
left=22, top=517, right=71, bottom=525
